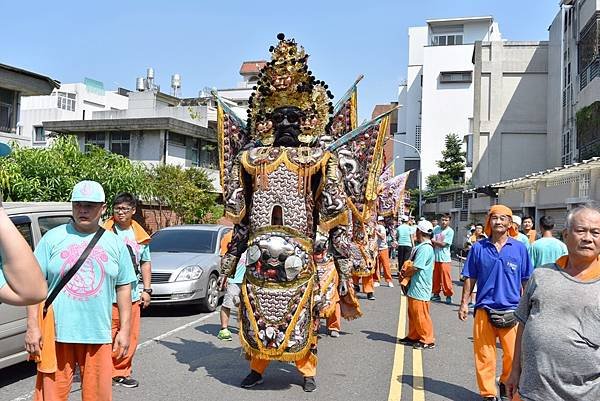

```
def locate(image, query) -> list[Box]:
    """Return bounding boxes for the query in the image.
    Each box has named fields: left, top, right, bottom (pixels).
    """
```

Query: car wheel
left=199, top=273, right=219, bottom=312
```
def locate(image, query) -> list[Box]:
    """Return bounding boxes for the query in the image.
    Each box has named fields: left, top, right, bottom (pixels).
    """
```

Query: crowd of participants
left=1, top=179, right=599, bottom=401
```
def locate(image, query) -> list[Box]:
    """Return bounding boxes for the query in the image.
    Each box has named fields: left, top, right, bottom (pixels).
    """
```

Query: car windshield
left=151, top=229, right=217, bottom=254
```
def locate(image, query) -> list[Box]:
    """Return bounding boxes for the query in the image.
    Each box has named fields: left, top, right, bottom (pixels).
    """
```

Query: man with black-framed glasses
left=103, top=192, right=152, bottom=389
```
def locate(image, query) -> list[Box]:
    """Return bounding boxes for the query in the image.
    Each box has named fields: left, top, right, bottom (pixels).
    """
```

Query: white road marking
left=9, top=311, right=219, bottom=401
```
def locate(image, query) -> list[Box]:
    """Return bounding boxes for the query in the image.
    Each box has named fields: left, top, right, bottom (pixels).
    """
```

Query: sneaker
left=241, top=370, right=263, bottom=388
left=482, top=397, right=497, bottom=401
left=367, top=292, right=376, bottom=300
left=430, top=294, right=441, bottom=302
left=373, top=282, right=381, bottom=288
left=112, top=376, right=139, bottom=388
left=445, top=296, right=452, bottom=305
left=303, top=376, right=317, bottom=392
left=498, top=382, right=509, bottom=401
left=217, top=328, right=232, bottom=341
left=353, top=284, right=361, bottom=293
left=386, top=282, right=394, bottom=288
left=413, top=342, right=436, bottom=349
left=398, top=336, right=418, bottom=346
left=329, top=330, right=340, bottom=338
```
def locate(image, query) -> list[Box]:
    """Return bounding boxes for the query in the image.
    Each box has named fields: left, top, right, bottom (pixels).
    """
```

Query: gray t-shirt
left=515, top=263, right=600, bottom=401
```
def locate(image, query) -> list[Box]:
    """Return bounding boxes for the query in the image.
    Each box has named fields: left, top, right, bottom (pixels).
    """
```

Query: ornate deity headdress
left=247, top=33, right=334, bottom=146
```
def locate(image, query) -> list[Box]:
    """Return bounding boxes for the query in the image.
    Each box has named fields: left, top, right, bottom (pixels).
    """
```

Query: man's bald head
left=563, top=204, right=600, bottom=263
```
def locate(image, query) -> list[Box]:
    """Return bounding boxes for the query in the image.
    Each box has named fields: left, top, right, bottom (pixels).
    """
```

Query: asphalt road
left=1, top=261, right=506, bottom=401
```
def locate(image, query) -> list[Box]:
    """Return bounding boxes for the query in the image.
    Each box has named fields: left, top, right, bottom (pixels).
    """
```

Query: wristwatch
left=142, top=288, right=153, bottom=295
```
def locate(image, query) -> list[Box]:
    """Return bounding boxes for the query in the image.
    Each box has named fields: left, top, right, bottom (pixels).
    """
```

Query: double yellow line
left=387, top=294, right=425, bottom=401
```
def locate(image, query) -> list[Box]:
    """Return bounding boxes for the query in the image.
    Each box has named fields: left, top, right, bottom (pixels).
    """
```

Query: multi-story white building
left=19, top=79, right=129, bottom=147
left=396, top=16, right=502, bottom=189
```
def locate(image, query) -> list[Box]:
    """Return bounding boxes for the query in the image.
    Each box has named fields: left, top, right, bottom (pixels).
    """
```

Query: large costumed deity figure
left=216, top=33, right=395, bottom=392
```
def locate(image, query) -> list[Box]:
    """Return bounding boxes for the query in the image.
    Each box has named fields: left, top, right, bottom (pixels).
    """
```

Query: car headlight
left=175, top=265, right=203, bottom=281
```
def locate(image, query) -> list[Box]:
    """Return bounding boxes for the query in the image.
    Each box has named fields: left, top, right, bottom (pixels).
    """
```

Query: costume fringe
left=239, top=278, right=315, bottom=362
left=319, top=210, right=350, bottom=232
left=340, top=285, right=363, bottom=320
left=225, top=207, right=246, bottom=224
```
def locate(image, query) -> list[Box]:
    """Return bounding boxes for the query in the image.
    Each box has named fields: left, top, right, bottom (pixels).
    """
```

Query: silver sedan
left=149, top=224, right=231, bottom=312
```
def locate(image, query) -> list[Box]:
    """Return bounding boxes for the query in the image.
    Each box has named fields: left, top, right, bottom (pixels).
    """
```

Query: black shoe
left=353, top=284, right=360, bottom=292
left=112, top=376, right=139, bottom=388
left=241, top=370, right=263, bottom=388
left=398, top=337, right=418, bottom=346
left=303, top=376, right=316, bottom=392
left=413, top=342, right=436, bottom=349
left=498, top=382, right=509, bottom=401
left=482, top=397, right=497, bottom=401
left=367, top=292, right=376, bottom=300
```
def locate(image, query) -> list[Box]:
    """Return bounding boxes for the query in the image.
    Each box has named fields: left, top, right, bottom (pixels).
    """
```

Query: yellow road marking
left=388, top=294, right=408, bottom=401
left=412, top=347, right=425, bottom=401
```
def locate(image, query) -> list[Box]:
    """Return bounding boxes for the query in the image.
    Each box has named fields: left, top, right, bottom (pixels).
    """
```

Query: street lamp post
left=389, top=138, right=422, bottom=216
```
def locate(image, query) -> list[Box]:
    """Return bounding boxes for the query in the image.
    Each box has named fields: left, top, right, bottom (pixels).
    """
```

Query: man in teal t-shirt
left=431, top=214, right=455, bottom=303
left=400, top=219, right=436, bottom=349
left=25, top=180, right=135, bottom=401
left=529, top=215, right=568, bottom=268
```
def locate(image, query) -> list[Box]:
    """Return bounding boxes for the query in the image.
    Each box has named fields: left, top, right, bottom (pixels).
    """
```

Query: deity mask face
left=271, top=106, right=305, bottom=147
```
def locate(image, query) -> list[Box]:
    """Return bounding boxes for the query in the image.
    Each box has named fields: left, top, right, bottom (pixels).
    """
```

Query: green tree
left=426, top=133, right=466, bottom=192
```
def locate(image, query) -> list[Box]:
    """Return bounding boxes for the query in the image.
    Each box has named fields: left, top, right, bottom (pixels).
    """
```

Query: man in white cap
left=375, top=216, right=393, bottom=287
left=25, top=180, right=136, bottom=401
left=511, top=216, right=530, bottom=249
left=399, top=219, right=436, bottom=349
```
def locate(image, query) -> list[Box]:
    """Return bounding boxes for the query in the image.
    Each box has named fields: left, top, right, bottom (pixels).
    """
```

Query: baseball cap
left=512, top=215, right=522, bottom=226
left=417, top=220, right=434, bottom=234
left=400, top=215, right=409, bottom=222
left=377, top=216, right=384, bottom=221
left=70, top=180, right=106, bottom=203
left=0, top=142, right=11, bottom=157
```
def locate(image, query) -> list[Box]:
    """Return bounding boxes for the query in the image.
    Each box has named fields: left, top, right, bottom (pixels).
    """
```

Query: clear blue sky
left=4, top=1, right=557, bottom=120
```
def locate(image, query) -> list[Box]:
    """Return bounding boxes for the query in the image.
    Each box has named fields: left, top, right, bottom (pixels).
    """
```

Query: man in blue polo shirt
left=458, top=205, right=532, bottom=401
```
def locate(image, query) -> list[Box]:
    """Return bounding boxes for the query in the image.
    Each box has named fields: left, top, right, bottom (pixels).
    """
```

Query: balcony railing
left=580, top=59, right=600, bottom=90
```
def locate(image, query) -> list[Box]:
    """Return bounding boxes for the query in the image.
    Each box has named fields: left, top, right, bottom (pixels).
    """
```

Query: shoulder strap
left=112, top=225, right=141, bottom=275
left=43, top=227, right=105, bottom=317
left=410, top=242, right=433, bottom=262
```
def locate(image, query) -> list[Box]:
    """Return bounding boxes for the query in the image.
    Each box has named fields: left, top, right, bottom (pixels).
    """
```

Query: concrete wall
left=579, top=0, right=600, bottom=29
left=537, top=183, right=572, bottom=208
left=472, top=41, right=549, bottom=187
left=469, top=195, right=492, bottom=213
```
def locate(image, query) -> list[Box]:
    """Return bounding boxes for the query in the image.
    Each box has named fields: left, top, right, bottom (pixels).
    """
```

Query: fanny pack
left=486, top=308, right=517, bottom=328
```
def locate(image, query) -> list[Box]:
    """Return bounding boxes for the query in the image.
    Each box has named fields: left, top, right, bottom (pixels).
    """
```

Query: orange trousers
left=34, top=343, right=113, bottom=401
left=406, top=297, right=435, bottom=344
left=111, top=301, right=141, bottom=377
left=432, top=262, right=454, bottom=296
left=250, top=352, right=317, bottom=377
left=473, top=309, right=517, bottom=397
left=326, top=302, right=341, bottom=332
left=373, top=249, right=393, bottom=283
left=352, top=274, right=374, bottom=293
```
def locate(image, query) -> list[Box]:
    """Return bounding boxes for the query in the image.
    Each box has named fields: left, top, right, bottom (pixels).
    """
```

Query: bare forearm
left=460, top=278, right=475, bottom=305
left=0, top=209, right=47, bottom=304
left=116, top=285, right=132, bottom=333
left=26, top=304, right=41, bottom=328
left=141, top=261, right=151, bottom=289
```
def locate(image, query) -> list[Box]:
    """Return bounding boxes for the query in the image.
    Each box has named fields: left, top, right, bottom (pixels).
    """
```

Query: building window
left=561, top=130, right=572, bottom=165
left=85, top=132, right=106, bottom=151
left=55, top=92, right=76, bottom=111
left=169, top=132, right=186, bottom=147
left=415, top=125, right=421, bottom=151
left=110, top=132, right=130, bottom=157
left=431, top=34, right=463, bottom=46
left=199, top=139, right=218, bottom=169
left=460, top=210, right=468, bottom=221
left=0, top=88, right=15, bottom=133
left=33, top=126, right=45, bottom=143
left=440, top=71, right=472, bottom=83
left=190, top=138, right=200, bottom=166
